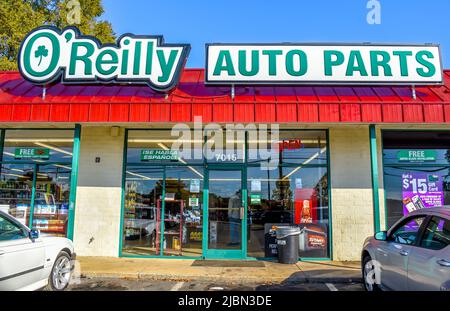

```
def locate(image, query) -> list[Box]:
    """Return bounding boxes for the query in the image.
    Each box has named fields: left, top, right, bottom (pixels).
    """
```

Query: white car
left=0, top=210, right=75, bottom=291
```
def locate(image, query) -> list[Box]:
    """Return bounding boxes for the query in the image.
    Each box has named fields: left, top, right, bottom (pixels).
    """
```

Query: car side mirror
left=29, top=229, right=39, bottom=240
left=374, top=231, right=387, bottom=241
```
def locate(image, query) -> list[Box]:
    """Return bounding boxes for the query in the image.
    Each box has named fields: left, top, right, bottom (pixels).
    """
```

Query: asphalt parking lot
left=68, top=277, right=364, bottom=291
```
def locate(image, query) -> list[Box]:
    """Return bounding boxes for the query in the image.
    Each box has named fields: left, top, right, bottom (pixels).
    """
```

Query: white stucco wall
left=329, top=126, right=375, bottom=261
left=72, top=126, right=124, bottom=257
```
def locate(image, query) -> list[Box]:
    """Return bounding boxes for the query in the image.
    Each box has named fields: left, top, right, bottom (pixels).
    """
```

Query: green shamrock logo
left=34, top=45, right=49, bottom=66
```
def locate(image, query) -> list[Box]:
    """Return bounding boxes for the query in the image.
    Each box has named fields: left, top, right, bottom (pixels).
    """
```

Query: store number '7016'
left=403, top=177, right=428, bottom=194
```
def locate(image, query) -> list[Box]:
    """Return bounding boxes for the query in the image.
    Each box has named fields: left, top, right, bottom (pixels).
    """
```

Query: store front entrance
left=204, top=167, right=247, bottom=259
left=122, top=129, right=331, bottom=260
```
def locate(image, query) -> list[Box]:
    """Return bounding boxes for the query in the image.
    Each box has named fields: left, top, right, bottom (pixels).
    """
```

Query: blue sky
left=102, top=0, right=450, bottom=68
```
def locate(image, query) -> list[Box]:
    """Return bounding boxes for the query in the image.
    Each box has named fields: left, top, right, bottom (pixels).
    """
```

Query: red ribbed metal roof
left=1, top=69, right=450, bottom=123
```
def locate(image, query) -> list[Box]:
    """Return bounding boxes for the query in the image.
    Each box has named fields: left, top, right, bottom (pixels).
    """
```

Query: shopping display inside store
left=0, top=130, right=75, bottom=237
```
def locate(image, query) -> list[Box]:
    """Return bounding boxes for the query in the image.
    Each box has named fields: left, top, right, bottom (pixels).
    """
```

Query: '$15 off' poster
left=402, top=172, right=444, bottom=215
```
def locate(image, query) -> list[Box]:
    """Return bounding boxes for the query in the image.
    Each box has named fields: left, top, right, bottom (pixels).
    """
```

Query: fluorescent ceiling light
left=3, top=173, right=24, bottom=178
left=126, top=171, right=152, bottom=180
left=34, top=142, right=73, bottom=156
left=10, top=168, right=24, bottom=173
left=282, top=147, right=327, bottom=180
left=157, top=143, right=204, bottom=178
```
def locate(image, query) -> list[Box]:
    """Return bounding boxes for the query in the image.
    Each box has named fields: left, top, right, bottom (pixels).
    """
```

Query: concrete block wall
left=329, top=126, right=375, bottom=261
left=73, top=126, right=124, bottom=257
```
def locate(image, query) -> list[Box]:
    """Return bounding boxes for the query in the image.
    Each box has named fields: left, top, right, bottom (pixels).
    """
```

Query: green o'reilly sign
left=18, top=26, right=190, bottom=92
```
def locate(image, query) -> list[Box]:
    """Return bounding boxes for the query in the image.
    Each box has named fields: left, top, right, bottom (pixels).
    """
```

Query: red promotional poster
left=294, top=188, right=318, bottom=224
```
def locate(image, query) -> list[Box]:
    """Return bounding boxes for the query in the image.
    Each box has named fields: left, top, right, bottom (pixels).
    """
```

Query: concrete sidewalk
left=76, top=257, right=362, bottom=284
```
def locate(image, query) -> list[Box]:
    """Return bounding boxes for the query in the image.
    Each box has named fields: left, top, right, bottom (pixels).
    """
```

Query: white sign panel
left=206, top=44, right=443, bottom=85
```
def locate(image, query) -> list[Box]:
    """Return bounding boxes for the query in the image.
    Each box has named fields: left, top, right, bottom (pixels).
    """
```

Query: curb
left=80, top=272, right=363, bottom=284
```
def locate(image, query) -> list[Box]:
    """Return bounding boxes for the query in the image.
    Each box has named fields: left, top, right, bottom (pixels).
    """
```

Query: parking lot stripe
left=170, top=282, right=185, bottom=291
left=326, top=283, right=338, bottom=291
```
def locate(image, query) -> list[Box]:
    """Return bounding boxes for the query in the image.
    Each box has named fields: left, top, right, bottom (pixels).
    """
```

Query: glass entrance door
left=204, top=168, right=246, bottom=259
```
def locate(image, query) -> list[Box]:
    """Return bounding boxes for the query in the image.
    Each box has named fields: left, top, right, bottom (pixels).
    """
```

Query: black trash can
left=276, top=226, right=300, bottom=264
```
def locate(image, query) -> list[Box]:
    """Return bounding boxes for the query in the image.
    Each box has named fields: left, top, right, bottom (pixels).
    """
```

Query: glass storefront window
left=164, top=167, right=203, bottom=257
left=123, top=166, right=163, bottom=256
left=0, top=164, right=34, bottom=226
left=3, top=130, right=74, bottom=163
left=247, top=130, right=327, bottom=166
left=127, top=130, right=203, bottom=164
left=0, top=129, right=75, bottom=237
left=32, top=165, right=71, bottom=236
left=123, top=129, right=330, bottom=259
left=246, top=166, right=329, bottom=258
left=383, top=131, right=450, bottom=228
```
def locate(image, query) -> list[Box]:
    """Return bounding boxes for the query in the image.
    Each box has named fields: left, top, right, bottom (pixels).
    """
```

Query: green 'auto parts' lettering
left=262, top=50, right=282, bottom=76
left=370, top=51, right=392, bottom=76
left=346, top=50, right=368, bottom=76
left=238, top=50, right=259, bottom=76
left=393, top=51, right=413, bottom=76
left=23, top=31, right=60, bottom=78
left=213, top=50, right=236, bottom=76
left=285, top=50, right=308, bottom=76
left=416, top=50, right=436, bottom=77
left=324, top=50, right=345, bottom=76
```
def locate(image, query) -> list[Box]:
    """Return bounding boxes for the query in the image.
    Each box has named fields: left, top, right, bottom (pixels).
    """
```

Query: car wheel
left=362, top=255, right=381, bottom=291
left=44, top=251, right=72, bottom=291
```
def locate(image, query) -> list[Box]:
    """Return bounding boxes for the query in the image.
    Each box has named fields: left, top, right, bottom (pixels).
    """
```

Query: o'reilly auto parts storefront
left=0, top=26, right=448, bottom=261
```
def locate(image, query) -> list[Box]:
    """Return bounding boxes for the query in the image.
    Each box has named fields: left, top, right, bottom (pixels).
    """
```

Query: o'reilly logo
left=19, top=26, right=190, bottom=92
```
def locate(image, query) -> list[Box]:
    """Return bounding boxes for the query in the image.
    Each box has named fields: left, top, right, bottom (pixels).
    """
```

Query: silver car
left=362, top=207, right=450, bottom=291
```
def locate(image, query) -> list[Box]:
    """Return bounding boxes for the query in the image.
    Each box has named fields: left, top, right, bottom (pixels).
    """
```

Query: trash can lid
left=276, top=226, right=300, bottom=238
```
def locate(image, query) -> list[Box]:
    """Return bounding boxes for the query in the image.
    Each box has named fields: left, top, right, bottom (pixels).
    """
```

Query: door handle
left=0, top=250, right=5, bottom=256
left=399, top=250, right=409, bottom=256
left=437, top=259, right=450, bottom=267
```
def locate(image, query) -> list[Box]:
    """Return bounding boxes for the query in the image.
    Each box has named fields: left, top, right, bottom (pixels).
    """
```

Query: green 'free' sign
left=397, top=150, right=436, bottom=162
left=14, top=148, right=50, bottom=159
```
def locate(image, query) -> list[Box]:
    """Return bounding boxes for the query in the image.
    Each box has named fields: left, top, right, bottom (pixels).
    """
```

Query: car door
left=376, top=215, right=427, bottom=290
left=407, top=216, right=450, bottom=291
left=0, top=213, right=45, bottom=291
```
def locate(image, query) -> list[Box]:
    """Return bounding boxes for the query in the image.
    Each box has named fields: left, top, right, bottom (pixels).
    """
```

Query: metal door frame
left=202, top=164, right=247, bottom=259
